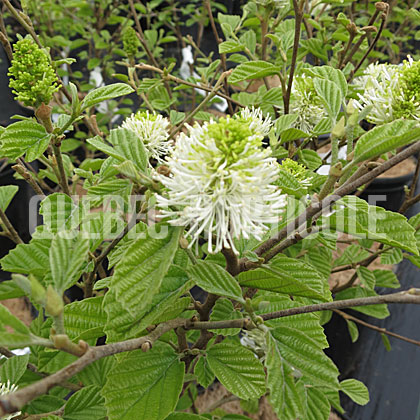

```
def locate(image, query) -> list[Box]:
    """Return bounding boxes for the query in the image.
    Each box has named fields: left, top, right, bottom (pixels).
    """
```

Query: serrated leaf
left=274, top=114, right=299, bottom=136
left=353, top=119, right=420, bottom=164
left=40, top=193, right=83, bottom=233
left=108, top=127, right=149, bottom=172
left=207, top=341, right=266, bottom=400
left=0, top=120, right=52, bottom=161
left=0, top=281, right=25, bottom=300
left=64, top=385, right=106, bottom=420
left=103, top=342, right=184, bottom=420
left=270, top=326, right=339, bottom=388
left=305, top=66, right=347, bottom=98
left=261, top=87, right=282, bottom=106
left=0, top=239, right=51, bottom=278
left=166, top=414, right=208, bottom=420
left=169, top=110, right=185, bottom=125
left=373, top=269, right=400, bottom=289
left=219, top=40, right=244, bottom=54
left=64, top=297, right=105, bottom=341
left=304, top=386, right=331, bottom=420
left=81, top=83, right=134, bottom=111
left=265, top=332, right=304, bottom=420
left=194, top=356, right=215, bottom=388
left=50, top=232, right=90, bottom=294
left=325, top=196, right=418, bottom=255
left=110, top=224, right=182, bottom=317
left=209, top=299, right=243, bottom=336
left=276, top=168, right=306, bottom=197
left=280, top=128, right=310, bottom=143
left=340, top=379, right=369, bottom=405
left=87, top=179, right=132, bottom=209
left=313, top=78, right=342, bottom=122
left=356, top=266, right=376, bottom=290
left=238, top=255, right=329, bottom=301
left=298, top=149, right=323, bottom=171
left=380, top=247, right=402, bottom=265
left=254, top=295, right=328, bottom=348
left=333, top=244, right=370, bottom=267
left=187, top=260, right=244, bottom=303
left=0, top=186, right=18, bottom=211
left=77, top=357, right=116, bottom=388
left=86, top=136, right=124, bottom=161
left=229, top=61, right=279, bottom=84
left=0, top=354, right=29, bottom=384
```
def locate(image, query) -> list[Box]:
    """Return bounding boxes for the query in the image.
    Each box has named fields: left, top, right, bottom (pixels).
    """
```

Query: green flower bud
left=8, top=37, right=59, bottom=107
left=122, top=27, right=140, bottom=59
left=45, top=285, right=64, bottom=317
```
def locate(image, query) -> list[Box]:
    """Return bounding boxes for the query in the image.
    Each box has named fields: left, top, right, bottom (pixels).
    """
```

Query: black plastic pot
left=358, top=167, right=415, bottom=213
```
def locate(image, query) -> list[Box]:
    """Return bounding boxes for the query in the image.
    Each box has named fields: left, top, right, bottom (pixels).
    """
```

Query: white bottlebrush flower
left=156, top=117, right=285, bottom=254
left=0, top=381, right=20, bottom=420
left=234, top=106, right=273, bottom=137
left=353, top=62, right=402, bottom=125
left=122, top=111, right=172, bottom=163
left=288, top=75, right=328, bottom=133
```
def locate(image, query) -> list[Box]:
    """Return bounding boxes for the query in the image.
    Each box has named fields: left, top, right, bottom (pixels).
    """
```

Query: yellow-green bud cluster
left=122, top=27, right=140, bottom=59
left=8, top=37, right=59, bottom=107
left=395, top=59, right=420, bottom=119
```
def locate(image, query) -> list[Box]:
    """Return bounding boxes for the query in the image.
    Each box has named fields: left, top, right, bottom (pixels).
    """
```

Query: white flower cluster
left=122, top=111, right=172, bottom=163
left=289, top=75, right=328, bottom=133
left=0, top=381, right=20, bottom=420
left=353, top=57, right=420, bottom=125
left=156, top=109, right=285, bottom=254
left=353, top=62, right=402, bottom=125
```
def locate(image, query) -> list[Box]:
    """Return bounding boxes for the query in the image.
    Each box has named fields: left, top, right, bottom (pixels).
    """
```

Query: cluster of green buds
left=8, top=36, right=59, bottom=108
left=122, top=27, right=140, bottom=60
left=394, top=58, right=420, bottom=119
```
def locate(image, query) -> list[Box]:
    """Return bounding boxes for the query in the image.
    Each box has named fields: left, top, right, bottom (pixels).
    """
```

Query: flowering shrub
left=0, top=1, right=419, bottom=420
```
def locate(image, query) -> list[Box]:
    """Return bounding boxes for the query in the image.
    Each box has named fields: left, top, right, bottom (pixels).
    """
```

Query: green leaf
left=0, top=354, right=29, bottom=384
left=381, top=333, right=391, bottom=351
left=110, top=224, right=182, bottom=317
left=274, top=114, right=299, bottom=136
left=265, top=332, right=304, bottom=419
left=380, top=248, right=403, bottom=265
left=194, top=356, right=215, bottom=388
left=305, top=66, right=347, bottom=98
left=40, top=193, right=83, bottom=233
left=0, top=238, right=50, bottom=278
left=0, top=281, right=25, bottom=300
left=86, top=136, right=124, bottom=161
left=373, top=269, right=400, bottom=289
left=0, top=120, right=52, bottom=161
left=276, top=168, right=306, bottom=197
left=169, top=110, right=185, bottom=125
left=103, top=342, right=184, bottom=420
left=280, top=128, right=310, bottom=143
left=49, top=232, right=90, bottom=294
left=219, top=40, right=244, bottom=54
left=304, top=386, right=331, bottom=420
left=238, top=255, right=329, bottom=301
left=340, top=379, right=369, bottom=406
left=333, top=244, right=370, bottom=267
left=209, top=299, right=243, bottom=336
left=77, top=357, right=116, bottom=388
left=298, top=149, right=323, bottom=171
left=346, top=320, right=359, bottom=343
left=187, top=260, right=244, bottom=303
left=356, top=266, right=376, bottom=291
left=63, top=385, right=106, bottom=420
left=324, top=196, right=418, bottom=255
left=254, top=295, right=328, bottom=348
left=108, top=128, right=149, bottom=172
left=0, top=186, right=18, bottom=211
left=229, top=61, right=279, bottom=84
left=64, top=297, right=105, bottom=341
left=207, top=341, right=266, bottom=400
left=352, top=119, right=420, bottom=164
left=81, top=83, right=134, bottom=111
left=313, top=78, right=342, bottom=122
left=270, top=326, right=339, bottom=388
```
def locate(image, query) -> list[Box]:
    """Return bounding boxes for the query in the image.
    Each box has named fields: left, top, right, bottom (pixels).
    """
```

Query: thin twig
left=284, top=0, right=304, bottom=114
left=335, top=309, right=420, bottom=347
left=0, top=209, right=23, bottom=244
left=52, top=145, right=71, bottom=196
